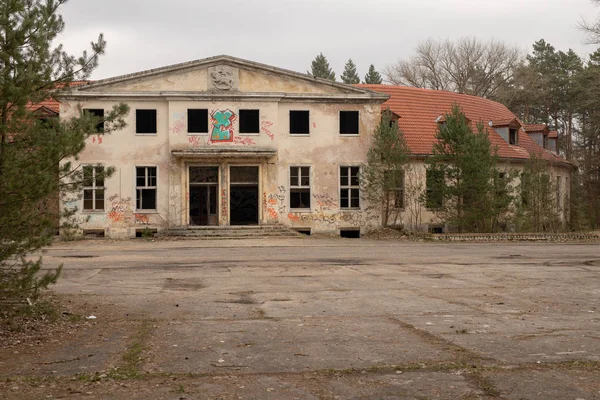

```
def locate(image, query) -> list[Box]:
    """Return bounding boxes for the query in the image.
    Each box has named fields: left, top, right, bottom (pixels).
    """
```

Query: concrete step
left=161, top=224, right=303, bottom=239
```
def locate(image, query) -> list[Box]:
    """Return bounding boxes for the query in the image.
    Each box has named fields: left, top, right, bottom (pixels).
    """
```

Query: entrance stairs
left=161, top=224, right=303, bottom=239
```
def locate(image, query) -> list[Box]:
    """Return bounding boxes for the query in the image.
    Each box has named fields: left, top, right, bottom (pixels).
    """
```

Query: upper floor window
left=136, top=166, right=157, bottom=210
left=340, top=166, right=360, bottom=209
left=290, top=166, right=311, bottom=209
left=136, top=109, right=157, bottom=134
left=340, top=111, right=359, bottom=135
left=509, top=128, right=518, bottom=145
left=239, top=109, right=260, bottom=133
left=83, top=109, right=104, bottom=133
left=290, top=110, right=310, bottom=135
left=83, top=166, right=105, bottom=211
left=188, top=109, right=208, bottom=133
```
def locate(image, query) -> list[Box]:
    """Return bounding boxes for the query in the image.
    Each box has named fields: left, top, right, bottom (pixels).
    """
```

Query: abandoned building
left=57, top=55, right=572, bottom=238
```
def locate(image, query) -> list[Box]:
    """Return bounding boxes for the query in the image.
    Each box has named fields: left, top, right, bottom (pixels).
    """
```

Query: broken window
left=82, top=165, right=105, bottom=211
left=239, top=109, right=260, bottom=133
left=509, top=128, right=518, bottom=145
left=83, top=109, right=104, bottom=133
left=340, top=166, right=360, bottom=209
left=290, top=166, right=311, bottom=209
left=340, top=111, right=359, bottom=135
left=426, top=169, right=444, bottom=209
left=136, top=109, right=157, bottom=134
left=290, top=110, right=310, bottom=134
left=136, top=166, right=157, bottom=210
left=188, top=109, right=208, bottom=133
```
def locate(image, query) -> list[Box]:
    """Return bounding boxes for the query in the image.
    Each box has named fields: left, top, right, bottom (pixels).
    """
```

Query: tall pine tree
left=341, top=59, right=360, bottom=84
left=364, top=64, right=383, bottom=84
left=425, top=105, right=511, bottom=232
left=0, top=0, right=129, bottom=306
left=308, top=53, right=336, bottom=81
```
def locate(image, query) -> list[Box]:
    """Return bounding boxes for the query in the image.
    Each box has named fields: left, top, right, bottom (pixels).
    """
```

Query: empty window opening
left=290, top=110, right=310, bottom=134
left=136, top=109, right=157, bottom=134
left=136, top=228, right=157, bottom=238
left=83, top=165, right=105, bottom=211
left=385, top=170, right=405, bottom=209
left=84, top=109, right=104, bottom=132
left=295, top=228, right=311, bottom=236
left=136, top=166, right=157, bottom=210
left=429, top=225, right=444, bottom=234
left=340, top=229, right=361, bottom=238
left=239, top=109, right=260, bottom=133
left=290, top=166, right=311, bottom=209
left=340, top=166, right=360, bottom=209
left=188, top=109, right=209, bottom=133
left=82, top=229, right=105, bottom=238
left=509, top=128, right=518, bottom=145
left=340, top=111, right=359, bottom=134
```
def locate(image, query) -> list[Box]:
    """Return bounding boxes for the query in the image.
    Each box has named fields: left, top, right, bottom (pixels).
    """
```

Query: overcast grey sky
left=58, top=0, right=600, bottom=80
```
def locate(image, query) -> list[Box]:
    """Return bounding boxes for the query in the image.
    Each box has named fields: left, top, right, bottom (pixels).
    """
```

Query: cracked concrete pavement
left=1, top=237, right=599, bottom=399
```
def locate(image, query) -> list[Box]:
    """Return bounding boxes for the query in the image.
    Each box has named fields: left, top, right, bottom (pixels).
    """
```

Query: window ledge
left=135, top=133, right=158, bottom=136
left=239, top=132, right=261, bottom=136
left=289, top=208, right=312, bottom=213
left=134, top=210, right=159, bottom=214
left=339, top=134, right=360, bottom=136
left=340, top=208, right=361, bottom=211
left=81, top=211, right=106, bottom=214
left=289, top=133, right=310, bottom=137
left=187, top=132, right=208, bottom=136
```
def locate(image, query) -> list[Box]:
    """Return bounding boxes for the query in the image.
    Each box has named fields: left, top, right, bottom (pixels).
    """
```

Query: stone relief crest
left=211, top=65, right=235, bottom=90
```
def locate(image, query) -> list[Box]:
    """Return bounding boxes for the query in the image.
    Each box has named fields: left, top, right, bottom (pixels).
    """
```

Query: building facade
left=59, top=56, right=388, bottom=238
left=59, top=56, right=573, bottom=238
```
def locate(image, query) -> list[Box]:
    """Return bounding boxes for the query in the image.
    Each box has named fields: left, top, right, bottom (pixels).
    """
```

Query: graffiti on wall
left=261, top=120, right=274, bottom=141
left=221, top=188, right=228, bottom=221
left=313, top=193, right=337, bottom=209
left=91, top=135, right=103, bottom=144
left=107, top=194, right=133, bottom=224
left=134, top=214, right=150, bottom=225
left=210, top=109, right=236, bottom=142
left=188, top=136, right=203, bottom=146
left=265, top=185, right=286, bottom=220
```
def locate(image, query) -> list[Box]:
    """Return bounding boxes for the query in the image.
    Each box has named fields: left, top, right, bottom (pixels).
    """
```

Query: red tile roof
left=359, top=84, right=568, bottom=166
left=26, top=81, right=89, bottom=114
left=548, top=130, right=558, bottom=138
left=523, top=124, right=549, bottom=133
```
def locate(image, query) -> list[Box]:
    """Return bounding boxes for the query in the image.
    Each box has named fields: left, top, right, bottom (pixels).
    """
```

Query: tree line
left=308, top=53, right=383, bottom=84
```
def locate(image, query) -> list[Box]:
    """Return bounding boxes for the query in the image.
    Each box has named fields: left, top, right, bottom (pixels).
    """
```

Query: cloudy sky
left=58, top=0, right=600, bottom=81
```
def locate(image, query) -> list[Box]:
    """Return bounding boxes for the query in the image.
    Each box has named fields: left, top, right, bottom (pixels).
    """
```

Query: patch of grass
left=107, top=320, right=154, bottom=380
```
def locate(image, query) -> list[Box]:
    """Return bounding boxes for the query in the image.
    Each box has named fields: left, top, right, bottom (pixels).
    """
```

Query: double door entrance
left=189, top=166, right=259, bottom=226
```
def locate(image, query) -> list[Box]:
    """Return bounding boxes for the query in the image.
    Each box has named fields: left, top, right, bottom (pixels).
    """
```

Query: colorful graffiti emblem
left=210, top=109, right=236, bottom=142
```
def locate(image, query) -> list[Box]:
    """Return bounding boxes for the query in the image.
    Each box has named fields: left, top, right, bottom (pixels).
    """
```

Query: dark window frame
left=339, top=111, right=360, bottom=135
left=239, top=109, right=260, bottom=134
left=509, top=128, right=518, bottom=145
left=136, top=109, right=157, bottom=134
left=290, top=166, right=311, bottom=209
left=187, top=109, right=209, bottom=134
left=136, top=166, right=157, bottom=210
left=83, top=108, right=105, bottom=133
left=290, top=110, right=310, bottom=135
left=340, top=166, right=360, bottom=209
left=82, top=165, right=105, bottom=212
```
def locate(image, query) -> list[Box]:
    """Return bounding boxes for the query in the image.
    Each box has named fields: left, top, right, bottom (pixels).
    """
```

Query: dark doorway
left=189, top=167, right=218, bottom=226
left=230, top=166, right=259, bottom=225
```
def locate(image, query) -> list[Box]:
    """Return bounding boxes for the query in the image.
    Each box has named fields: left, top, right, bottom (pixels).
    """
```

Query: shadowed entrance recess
left=230, top=166, right=259, bottom=225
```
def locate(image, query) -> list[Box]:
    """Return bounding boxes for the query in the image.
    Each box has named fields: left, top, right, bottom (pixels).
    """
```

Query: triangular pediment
left=71, top=55, right=387, bottom=100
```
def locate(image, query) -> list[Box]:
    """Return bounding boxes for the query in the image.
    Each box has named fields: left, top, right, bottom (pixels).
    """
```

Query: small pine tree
left=361, top=110, right=410, bottom=227
left=424, top=105, right=512, bottom=232
left=364, top=64, right=383, bottom=84
left=341, top=59, right=360, bottom=84
left=308, top=53, right=336, bottom=81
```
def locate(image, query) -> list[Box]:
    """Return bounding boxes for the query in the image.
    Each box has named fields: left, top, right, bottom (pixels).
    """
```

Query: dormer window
left=509, top=128, right=518, bottom=145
